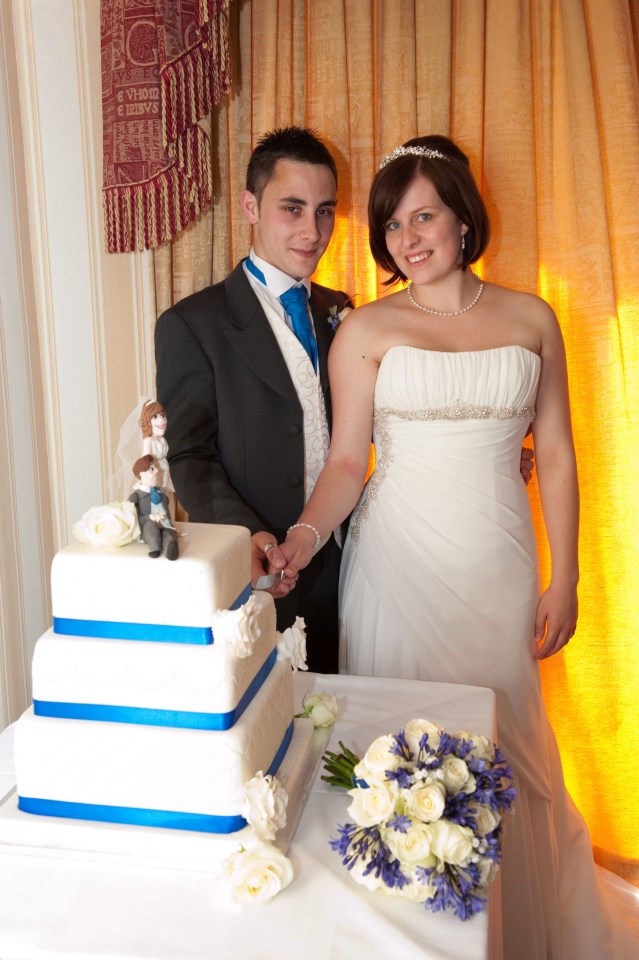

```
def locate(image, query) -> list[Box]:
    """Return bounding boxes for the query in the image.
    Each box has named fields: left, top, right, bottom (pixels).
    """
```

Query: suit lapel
left=310, top=286, right=337, bottom=401
left=222, top=263, right=299, bottom=404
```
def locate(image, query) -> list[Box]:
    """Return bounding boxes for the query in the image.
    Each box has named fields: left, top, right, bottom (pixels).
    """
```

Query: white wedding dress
left=339, top=345, right=639, bottom=960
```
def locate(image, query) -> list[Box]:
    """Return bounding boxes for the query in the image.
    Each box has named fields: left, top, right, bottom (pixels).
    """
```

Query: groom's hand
left=251, top=533, right=297, bottom=597
left=520, top=446, right=534, bottom=485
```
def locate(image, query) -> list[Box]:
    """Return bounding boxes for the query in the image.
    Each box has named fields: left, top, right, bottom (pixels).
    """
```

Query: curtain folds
left=152, top=0, right=639, bottom=881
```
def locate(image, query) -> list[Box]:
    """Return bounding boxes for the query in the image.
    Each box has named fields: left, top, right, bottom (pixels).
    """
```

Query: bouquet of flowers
left=323, top=718, right=515, bottom=920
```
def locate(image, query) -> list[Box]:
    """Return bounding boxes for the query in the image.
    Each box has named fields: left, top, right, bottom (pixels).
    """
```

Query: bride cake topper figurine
left=129, top=455, right=179, bottom=560
left=139, top=400, right=173, bottom=491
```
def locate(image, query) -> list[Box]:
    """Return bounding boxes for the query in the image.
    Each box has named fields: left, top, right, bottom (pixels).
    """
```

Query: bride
left=281, top=136, right=639, bottom=958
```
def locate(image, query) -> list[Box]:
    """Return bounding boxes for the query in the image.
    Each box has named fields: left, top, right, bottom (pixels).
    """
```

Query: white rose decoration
left=242, top=772, right=288, bottom=841
left=404, top=718, right=444, bottom=758
left=212, top=595, right=261, bottom=658
left=359, top=734, right=403, bottom=777
left=223, top=842, right=293, bottom=904
left=347, top=778, right=398, bottom=827
left=300, top=691, right=339, bottom=728
left=383, top=819, right=436, bottom=866
left=441, top=755, right=471, bottom=792
left=276, top=616, right=308, bottom=671
left=73, top=501, right=140, bottom=548
left=429, top=819, right=475, bottom=866
left=405, top=781, right=446, bottom=823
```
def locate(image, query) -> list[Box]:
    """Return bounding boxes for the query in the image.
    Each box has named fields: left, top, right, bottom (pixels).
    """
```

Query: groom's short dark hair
left=246, top=126, right=338, bottom=203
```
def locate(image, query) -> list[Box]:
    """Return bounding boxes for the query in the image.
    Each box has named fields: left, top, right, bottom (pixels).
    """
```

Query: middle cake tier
left=31, top=591, right=276, bottom=730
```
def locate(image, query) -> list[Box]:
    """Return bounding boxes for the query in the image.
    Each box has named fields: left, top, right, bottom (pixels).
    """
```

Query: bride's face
left=384, top=175, right=467, bottom=284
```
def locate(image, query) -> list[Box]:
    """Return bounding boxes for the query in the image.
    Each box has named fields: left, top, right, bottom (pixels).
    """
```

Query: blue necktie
left=245, top=257, right=318, bottom=371
left=280, top=285, right=318, bottom=371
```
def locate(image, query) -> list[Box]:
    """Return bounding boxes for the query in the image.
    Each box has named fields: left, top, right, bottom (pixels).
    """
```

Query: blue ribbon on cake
left=18, top=720, right=294, bottom=833
left=34, top=648, right=277, bottom=730
left=52, top=583, right=252, bottom=644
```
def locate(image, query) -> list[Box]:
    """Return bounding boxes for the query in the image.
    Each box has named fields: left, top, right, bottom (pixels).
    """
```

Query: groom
left=155, top=127, right=349, bottom=673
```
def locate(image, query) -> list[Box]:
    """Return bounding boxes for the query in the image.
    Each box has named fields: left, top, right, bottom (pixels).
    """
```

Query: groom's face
left=241, top=159, right=337, bottom=280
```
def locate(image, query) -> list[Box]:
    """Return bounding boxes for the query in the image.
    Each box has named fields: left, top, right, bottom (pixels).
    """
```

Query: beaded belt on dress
left=349, top=401, right=536, bottom=541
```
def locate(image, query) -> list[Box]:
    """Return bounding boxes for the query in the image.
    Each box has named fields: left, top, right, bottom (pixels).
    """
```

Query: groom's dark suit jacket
left=155, top=261, right=350, bottom=672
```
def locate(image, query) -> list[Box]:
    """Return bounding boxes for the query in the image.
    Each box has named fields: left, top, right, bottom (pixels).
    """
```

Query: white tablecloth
left=0, top=673, right=497, bottom=960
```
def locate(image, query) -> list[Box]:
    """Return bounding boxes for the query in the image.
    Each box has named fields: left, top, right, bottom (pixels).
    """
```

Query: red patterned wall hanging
left=101, top=0, right=230, bottom=253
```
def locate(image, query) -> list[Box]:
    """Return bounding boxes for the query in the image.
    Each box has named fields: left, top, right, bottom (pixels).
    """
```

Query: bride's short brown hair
left=368, top=135, right=490, bottom=286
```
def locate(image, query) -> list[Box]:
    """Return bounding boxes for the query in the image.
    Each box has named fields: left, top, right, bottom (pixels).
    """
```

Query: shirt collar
left=248, top=249, right=311, bottom=298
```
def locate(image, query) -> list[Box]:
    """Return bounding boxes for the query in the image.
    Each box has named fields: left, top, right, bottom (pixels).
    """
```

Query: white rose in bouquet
left=347, top=778, right=398, bottom=827
left=381, top=869, right=437, bottom=903
left=455, top=731, right=496, bottom=762
left=383, top=819, right=436, bottom=866
left=242, top=772, right=288, bottom=841
left=472, top=804, right=500, bottom=837
left=347, top=850, right=384, bottom=892
left=405, top=781, right=446, bottom=823
left=223, top=842, right=293, bottom=905
left=441, top=755, right=472, bottom=792
left=73, top=501, right=140, bottom=548
left=276, top=616, right=308, bottom=671
left=404, top=718, right=444, bottom=757
left=429, top=819, right=475, bottom=866
left=357, top=734, right=403, bottom=778
left=212, top=596, right=261, bottom=658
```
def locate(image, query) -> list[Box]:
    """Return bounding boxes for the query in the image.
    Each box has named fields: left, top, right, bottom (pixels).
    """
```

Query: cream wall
left=0, top=0, right=154, bottom=730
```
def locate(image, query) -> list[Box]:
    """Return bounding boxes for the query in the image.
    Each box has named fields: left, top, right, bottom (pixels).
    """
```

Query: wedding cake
left=12, top=522, right=300, bottom=837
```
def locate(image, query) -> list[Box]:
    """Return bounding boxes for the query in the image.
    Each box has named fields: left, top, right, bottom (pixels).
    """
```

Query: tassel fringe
left=103, top=125, right=212, bottom=254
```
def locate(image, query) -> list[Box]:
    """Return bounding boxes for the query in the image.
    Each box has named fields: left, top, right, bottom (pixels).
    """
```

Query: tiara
left=379, top=145, right=450, bottom=169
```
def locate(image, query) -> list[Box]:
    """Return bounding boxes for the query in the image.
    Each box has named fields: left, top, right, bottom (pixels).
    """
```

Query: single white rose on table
left=242, top=772, right=288, bottom=841
left=223, top=842, right=293, bottom=905
left=212, top=595, right=261, bottom=658
left=73, top=501, right=140, bottom=548
left=297, top=691, right=339, bottom=728
left=276, top=616, right=308, bottom=671
left=347, top=777, right=398, bottom=827
left=404, top=780, right=446, bottom=823
left=403, top=718, right=444, bottom=758
left=429, top=819, right=475, bottom=866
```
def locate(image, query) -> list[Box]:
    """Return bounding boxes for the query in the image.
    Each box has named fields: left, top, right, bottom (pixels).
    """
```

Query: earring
left=461, top=235, right=466, bottom=251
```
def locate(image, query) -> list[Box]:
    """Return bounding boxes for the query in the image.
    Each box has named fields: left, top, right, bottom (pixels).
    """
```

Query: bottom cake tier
left=14, top=658, right=294, bottom=833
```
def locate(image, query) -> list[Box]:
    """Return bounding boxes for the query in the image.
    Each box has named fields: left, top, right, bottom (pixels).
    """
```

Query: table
left=0, top=673, right=498, bottom=960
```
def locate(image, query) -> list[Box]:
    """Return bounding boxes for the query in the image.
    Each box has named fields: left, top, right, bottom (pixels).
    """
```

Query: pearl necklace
left=407, top=277, right=484, bottom=317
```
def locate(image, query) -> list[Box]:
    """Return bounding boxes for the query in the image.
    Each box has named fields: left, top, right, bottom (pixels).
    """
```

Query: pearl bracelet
left=286, top=523, right=321, bottom=551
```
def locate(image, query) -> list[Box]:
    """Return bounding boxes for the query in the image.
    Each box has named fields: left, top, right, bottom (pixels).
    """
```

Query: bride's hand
left=533, top=584, right=578, bottom=660
left=279, top=529, right=317, bottom=576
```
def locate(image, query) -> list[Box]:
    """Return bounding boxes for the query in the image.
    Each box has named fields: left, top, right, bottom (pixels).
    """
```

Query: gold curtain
left=152, top=0, right=639, bottom=881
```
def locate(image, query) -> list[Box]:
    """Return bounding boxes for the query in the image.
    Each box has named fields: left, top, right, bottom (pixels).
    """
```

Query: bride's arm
left=531, top=300, right=579, bottom=660
left=281, top=310, right=380, bottom=572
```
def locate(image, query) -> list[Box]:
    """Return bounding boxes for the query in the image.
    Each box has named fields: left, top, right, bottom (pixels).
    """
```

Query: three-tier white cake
left=11, top=522, right=306, bottom=844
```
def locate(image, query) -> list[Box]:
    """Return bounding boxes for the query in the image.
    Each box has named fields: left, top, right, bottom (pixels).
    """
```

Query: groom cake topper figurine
left=129, top=455, right=179, bottom=560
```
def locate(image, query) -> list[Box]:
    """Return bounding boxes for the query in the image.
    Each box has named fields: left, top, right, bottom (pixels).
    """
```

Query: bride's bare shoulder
left=486, top=282, right=558, bottom=331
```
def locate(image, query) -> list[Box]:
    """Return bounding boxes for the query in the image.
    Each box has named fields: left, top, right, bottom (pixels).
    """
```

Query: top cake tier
left=51, top=522, right=251, bottom=643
